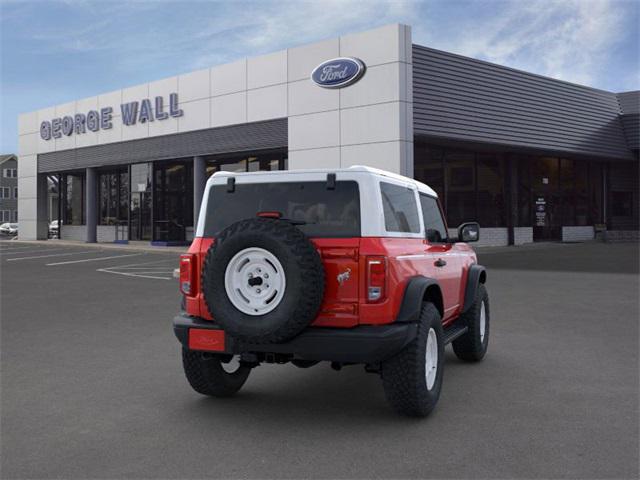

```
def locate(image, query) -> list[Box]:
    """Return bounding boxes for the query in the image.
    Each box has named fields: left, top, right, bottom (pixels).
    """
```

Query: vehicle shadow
left=170, top=349, right=487, bottom=432
left=176, top=363, right=424, bottom=426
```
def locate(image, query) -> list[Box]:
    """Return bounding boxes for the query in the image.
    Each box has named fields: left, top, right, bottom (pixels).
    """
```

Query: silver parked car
left=0, top=223, right=18, bottom=236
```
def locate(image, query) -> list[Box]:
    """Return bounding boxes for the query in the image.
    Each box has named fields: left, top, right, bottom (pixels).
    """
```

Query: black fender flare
left=395, top=276, right=444, bottom=323
left=462, top=264, right=487, bottom=313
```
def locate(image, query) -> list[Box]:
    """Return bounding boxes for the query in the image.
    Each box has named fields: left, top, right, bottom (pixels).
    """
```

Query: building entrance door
left=532, top=157, right=561, bottom=241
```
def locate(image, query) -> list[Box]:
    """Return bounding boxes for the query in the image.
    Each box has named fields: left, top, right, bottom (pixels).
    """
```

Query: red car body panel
left=184, top=234, right=477, bottom=328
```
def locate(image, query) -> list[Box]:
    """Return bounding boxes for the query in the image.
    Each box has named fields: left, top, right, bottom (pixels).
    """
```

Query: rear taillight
left=179, top=254, right=197, bottom=296
left=366, top=256, right=387, bottom=303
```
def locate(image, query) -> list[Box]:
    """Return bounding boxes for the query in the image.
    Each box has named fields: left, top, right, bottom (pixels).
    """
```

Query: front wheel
left=452, top=283, right=489, bottom=362
left=182, top=349, right=251, bottom=397
left=381, top=302, right=444, bottom=417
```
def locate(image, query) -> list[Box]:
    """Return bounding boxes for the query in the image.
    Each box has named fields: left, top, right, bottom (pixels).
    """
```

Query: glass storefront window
left=98, top=169, right=128, bottom=225
left=516, top=157, right=532, bottom=227
left=62, top=173, right=85, bottom=225
left=477, top=154, right=505, bottom=227
left=130, top=163, right=152, bottom=193
left=130, top=163, right=152, bottom=241
left=415, top=141, right=613, bottom=238
left=559, top=158, right=576, bottom=226
left=589, top=162, right=604, bottom=225
left=445, top=151, right=476, bottom=228
left=574, top=161, right=589, bottom=226
left=206, top=152, right=286, bottom=176
left=119, top=171, right=128, bottom=221
left=559, top=159, right=589, bottom=226
left=608, top=162, right=639, bottom=230
left=414, top=144, right=444, bottom=200
left=154, top=161, right=193, bottom=242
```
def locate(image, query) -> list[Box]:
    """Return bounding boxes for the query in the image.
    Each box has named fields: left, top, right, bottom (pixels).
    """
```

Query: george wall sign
left=40, top=93, right=184, bottom=140
left=311, top=57, right=366, bottom=89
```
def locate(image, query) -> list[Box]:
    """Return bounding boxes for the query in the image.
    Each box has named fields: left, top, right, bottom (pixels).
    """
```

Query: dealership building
left=17, top=24, right=639, bottom=246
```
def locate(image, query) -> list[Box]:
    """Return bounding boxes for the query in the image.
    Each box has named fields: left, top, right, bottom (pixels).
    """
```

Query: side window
left=380, top=182, right=421, bottom=233
left=419, top=194, right=448, bottom=243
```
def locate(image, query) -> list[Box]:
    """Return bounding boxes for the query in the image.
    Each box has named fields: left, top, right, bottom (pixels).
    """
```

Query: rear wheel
left=182, top=349, right=251, bottom=397
left=381, top=302, right=444, bottom=417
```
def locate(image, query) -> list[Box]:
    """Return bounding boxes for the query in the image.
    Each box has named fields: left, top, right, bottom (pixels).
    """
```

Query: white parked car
left=49, top=220, right=60, bottom=238
left=0, top=223, right=18, bottom=236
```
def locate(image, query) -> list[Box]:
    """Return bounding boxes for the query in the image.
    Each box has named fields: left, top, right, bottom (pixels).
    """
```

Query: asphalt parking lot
left=1, top=240, right=638, bottom=479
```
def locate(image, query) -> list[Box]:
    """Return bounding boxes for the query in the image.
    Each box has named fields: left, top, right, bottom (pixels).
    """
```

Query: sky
left=1, top=0, right=638, bottom=153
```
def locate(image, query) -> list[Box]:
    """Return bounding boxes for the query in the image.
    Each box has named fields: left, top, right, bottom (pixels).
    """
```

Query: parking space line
left=113, top=266, right=174, bottom=269
left=96, top=269, right=172, bottom=280
left=97, top=258, right=176, bottom=280
left=104, top=259, right=176, bottom=267
left=7, top=250, right=99, bottom=262
left=0, top=246, right=48, bottom=253
left=1, top=248, right=71, bottom=256
left=47, top=253, right=143, bottom=266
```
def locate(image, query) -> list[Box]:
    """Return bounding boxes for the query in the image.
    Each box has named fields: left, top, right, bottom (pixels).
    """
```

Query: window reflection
left=206, top=152, right=285, bottom=176
left=62, top=173, right=85, bottom=225
left=98, top=169, right=128, bottom=225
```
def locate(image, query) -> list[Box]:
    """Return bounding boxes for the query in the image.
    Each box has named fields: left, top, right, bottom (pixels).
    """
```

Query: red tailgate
left=311, top=238, right=360, bottom=328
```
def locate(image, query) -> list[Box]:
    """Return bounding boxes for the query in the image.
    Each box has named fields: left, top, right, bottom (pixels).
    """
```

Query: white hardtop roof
left=207, top=165, right=438, bottom=197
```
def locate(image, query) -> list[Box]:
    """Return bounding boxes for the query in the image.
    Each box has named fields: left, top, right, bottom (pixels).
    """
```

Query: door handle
left=434, top=259, right=447, bottom=267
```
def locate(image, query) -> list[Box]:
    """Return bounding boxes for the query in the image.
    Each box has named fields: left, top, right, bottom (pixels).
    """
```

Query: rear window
left=203, top=181, right=360, bottom=237
left=380, top=182, right=421, bottom=233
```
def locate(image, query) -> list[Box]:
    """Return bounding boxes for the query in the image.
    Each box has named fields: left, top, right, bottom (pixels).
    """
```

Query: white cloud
left=414, top=0, right=636, bottom=89
left=188, top=0, right=418, bottom=69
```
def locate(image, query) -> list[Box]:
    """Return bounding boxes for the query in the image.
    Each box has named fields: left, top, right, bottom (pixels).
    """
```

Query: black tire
left=201, top=218, right=325, bottom=344
left=182, top=349, right=251, bottom=397
left=452, top=283, right=489, bottom=362
left=381, top=303, right=444, bottom=417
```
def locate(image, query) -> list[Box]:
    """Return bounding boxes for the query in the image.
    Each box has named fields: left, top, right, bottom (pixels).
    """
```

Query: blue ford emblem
left=311, top=57, right=366, bottom=89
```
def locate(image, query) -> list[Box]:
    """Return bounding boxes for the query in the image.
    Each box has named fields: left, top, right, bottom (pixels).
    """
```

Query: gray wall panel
left=38, top=119, right=287, bottom=173
left=619, top=114, right=639, bottom=150
left=617, top=91, right=639, bottom=150
left=413, top=45, right=633, bottom=160
left=617, top=91, right=639, bottom=114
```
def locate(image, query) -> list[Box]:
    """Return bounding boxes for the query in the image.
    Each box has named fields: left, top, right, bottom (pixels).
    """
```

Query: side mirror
left=458, top=222, right=480, bottom=243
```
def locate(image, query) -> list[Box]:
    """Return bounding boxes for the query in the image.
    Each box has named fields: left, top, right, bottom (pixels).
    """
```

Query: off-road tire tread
left=182, top=348, right=250, bottom=397
left=452, top=283, right=489, bottom=362
left=381, top=302, right=443, bottom=417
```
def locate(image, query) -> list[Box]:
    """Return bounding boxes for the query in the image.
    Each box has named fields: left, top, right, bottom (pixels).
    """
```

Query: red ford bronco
left=174, top=166, right=489, bottom=417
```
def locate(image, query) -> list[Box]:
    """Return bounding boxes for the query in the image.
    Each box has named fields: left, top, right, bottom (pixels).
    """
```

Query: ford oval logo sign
left=311, top=57, right=366, bottom=89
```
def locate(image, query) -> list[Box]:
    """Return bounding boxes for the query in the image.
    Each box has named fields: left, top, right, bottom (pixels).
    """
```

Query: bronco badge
left=337, top=268, right=351, bottom=285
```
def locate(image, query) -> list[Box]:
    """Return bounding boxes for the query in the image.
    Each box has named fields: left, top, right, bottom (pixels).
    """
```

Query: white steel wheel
left=425, top=328, right=438, bottom=390
left=224, top=247, right=286, bottom=316
left=479, top=301, right=486, bottom=342
left=221, top=355, right=241, bottom=374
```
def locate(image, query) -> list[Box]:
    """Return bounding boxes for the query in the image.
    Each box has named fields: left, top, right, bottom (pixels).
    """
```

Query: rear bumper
left=173, top=313, right=417, bottom=364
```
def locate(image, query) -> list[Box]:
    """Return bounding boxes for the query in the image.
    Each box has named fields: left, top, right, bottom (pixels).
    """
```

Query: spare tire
left=201, top=217, right=325, bottom=344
